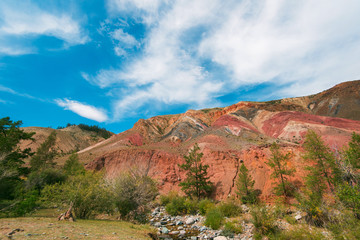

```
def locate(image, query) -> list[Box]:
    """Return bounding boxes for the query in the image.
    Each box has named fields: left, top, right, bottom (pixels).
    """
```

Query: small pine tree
left=236, top=163, right=258, bottom=204
left=298, top=130, right=338, bottom=226
left=267, top=142, right=295, bottom=197
left=303, top=130, right=340, bottom=192
left=30, top=131, right=57, bottom=171
left=179, top=144, right=213, bottom=199
left=63, top=152, right=85, bottom=176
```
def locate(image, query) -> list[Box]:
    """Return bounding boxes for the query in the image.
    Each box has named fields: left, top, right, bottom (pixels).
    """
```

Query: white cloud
left=111, top=29, right=138, bottom=47
left=198, top=0, right=360, bottom=96
left=110, top=28, right=139, bottom=56
left=107, top=0, right=163, bottom=24
left=0, top=0, right=88, bottom=55
left=55, top=99, right=108, bottom=122
left=0, top=45, right=33, bottom=56
left=92, top=0, right=360, bottom=120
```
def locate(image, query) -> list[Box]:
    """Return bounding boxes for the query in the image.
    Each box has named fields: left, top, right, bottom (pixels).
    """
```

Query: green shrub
left=160, top=191, right=179, bottom=206
left=221, top=220, right=243, bottom=237
left=284, top=215, right=297, bottom=225
left=276, top=226, right=324, bottom=240
left=41, top=172, right=113, bottom=219
left=184, top=198, right=199, bottom=215
left=296, top=193, right=329, bottom=227
left=26, top=168, right=66, bottom=191
left=12, top=190, right=39, bottom=216
left=251, top=206, right=278, bottom=237
left=205, top=208, right=224, bottom=230
left=337, top=183, right=360, bottom=217
left=165, top=196, right=187, bottom=215
left=198, top=198, right=215, bottom=215
left=112, top=171, right=158, bottom=222
left=326, top=210, right=360, bottom=239
left=218, top=200, right=241, bottom=217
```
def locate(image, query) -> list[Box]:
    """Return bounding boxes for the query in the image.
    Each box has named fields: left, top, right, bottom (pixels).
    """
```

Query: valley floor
left=0, top=217, right=153, bottom=240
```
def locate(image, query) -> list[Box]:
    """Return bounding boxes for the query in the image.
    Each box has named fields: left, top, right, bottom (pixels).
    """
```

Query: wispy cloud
left=55, top=98, right=109, bottom=122
left=110, top=28, right=139, bottom=56
left=85, top=0, right=360, bottom=120
left=0, top=84, right=37, bottom=99
left=0, top=99, right=9, bottom=104
left=0, top=0, right=88, bottom=55
left=107, top=0, right=163, bottom=25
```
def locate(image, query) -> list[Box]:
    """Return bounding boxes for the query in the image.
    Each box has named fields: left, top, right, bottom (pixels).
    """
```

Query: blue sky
left=0, top=0, right=360, bottom=133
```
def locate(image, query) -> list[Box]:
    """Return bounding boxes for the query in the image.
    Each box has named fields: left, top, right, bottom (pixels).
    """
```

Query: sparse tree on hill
left=236, top=163, right=259, bottom=204
left=179, top=143, right=213, bottom=199
left=63, top=152, right=85, bottom=176
left=267, top=142, right=295, bottom=197
left=30, top=131, right=57, bottom=171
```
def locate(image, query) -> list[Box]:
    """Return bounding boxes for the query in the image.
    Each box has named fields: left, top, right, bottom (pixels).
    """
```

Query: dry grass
left=0, top=217, right=153, bottom=240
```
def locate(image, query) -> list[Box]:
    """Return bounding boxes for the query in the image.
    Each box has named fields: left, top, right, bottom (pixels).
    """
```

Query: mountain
left=20, top=125, right=114, bottom=156
left=79, top=80, right=360, bottom=200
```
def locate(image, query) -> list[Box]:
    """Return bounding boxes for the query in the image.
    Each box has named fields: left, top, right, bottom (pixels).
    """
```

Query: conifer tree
left=179, top=144, right=213, bottom=199
left=344, top=132, right=360, bottom=170
left=303, top=130, right=340, bottom=192
left=63, top=152, right=85, bottom=176
left=0, top=117, right=34, bottom=199
left=236, top=163, right=258, bottom=204
left=30, top=131, right=57, bottom=171
left=267, top=142, right=295, bottom=197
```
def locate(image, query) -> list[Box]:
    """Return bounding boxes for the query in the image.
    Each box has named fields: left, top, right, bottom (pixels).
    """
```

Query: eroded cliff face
left=84, top=81, right=360, bottom=200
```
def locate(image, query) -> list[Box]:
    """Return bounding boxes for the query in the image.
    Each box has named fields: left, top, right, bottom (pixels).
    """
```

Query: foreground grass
left=0, top=217, right=153, bottom=239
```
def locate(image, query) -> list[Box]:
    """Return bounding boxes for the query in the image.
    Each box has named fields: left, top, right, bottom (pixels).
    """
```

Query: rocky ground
left=149, top=206, right=256, bottom=240
left=148, top=205, right=315, bottom=240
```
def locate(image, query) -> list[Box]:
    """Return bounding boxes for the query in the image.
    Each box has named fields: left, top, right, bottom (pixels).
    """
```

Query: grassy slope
left=0, top=217, right=153, bottom=240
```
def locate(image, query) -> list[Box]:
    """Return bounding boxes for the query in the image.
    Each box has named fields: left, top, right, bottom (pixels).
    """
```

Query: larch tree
left=30, top=131, right=57, bottom=171
left=267, top=142, right=296, bottom=197
left=236, top=163, right=258, bottom=204
left=303, top=130, right=340, bottom=192
left=178, top=143, right=213, bottom=199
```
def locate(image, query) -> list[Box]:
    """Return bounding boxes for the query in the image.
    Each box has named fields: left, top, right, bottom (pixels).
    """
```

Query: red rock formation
left=84, top=80, right=360, bottom=200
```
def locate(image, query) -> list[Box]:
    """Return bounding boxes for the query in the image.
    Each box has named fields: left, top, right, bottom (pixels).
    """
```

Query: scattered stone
left=241, top=204, right=250, bottom=213
left=161, top=221, right=168, bottom=225
left=191, top=236, right=198, bottom=240
left=275, top=219, right=290, bottom=230
left=154, top=222, right=161, bottom=227
left=176, top=220, right=183, bottom=225
left=214, top=236, right=228, bottom=240
left=199, top=226, right=207, bottom=232
left=7, top=228, right=24, bottom=239
left=169, top=230, right=180, bottom=235
left=294, top=214, right=302, bottom=221
left=177, top=226, right=184, bottom=230
left=186, top=217, right=196, bottom=225
left=161, top=227, right=169, bottom=234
